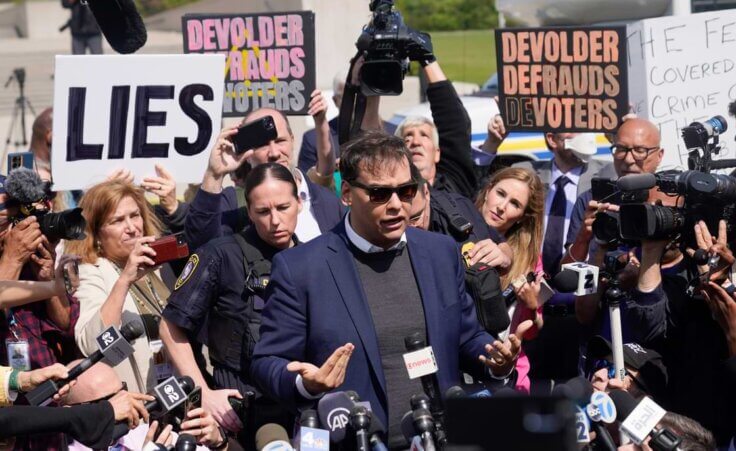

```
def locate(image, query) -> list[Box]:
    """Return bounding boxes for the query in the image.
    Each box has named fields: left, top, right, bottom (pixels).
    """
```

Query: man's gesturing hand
left=287, top=343, right=355, bottom=396
left=479, top=320, right=534, bottom=377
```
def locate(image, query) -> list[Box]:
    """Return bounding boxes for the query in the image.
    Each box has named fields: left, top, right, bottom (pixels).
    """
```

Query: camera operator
left=625, top=219, right=736, bottom=445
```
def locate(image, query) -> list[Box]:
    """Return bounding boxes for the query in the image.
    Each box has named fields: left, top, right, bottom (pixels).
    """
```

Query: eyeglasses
left=611, top=145, right=660, bottom=162
left=348, top=180, right=419, bottom=204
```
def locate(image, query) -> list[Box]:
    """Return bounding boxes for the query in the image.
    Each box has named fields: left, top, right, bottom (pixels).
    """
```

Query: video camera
left=5, top=168, right=86, bottom=241
left=593, top=115, right=736, bottom=250
left=355, top=0, right=433, bottom=96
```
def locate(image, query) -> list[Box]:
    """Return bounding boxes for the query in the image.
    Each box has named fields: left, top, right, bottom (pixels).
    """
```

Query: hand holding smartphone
left=231, top=116, right=277, bottom=154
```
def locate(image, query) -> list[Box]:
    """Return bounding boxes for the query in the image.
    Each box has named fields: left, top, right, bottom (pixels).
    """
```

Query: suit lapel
left=305, top=178, right=329, bottom=232
left=325, top=228, right=387, bottom=397
left=406, top=231, right=442, bottom=344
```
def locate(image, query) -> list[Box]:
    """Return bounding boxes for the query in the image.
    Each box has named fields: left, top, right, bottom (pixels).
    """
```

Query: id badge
left=6, top=340, right=30, bottom=371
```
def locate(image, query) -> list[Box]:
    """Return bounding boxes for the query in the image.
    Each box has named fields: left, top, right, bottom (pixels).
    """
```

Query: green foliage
left=395, top=0, right=499, bottom=31
left=429, top=29, right=496, bottom=85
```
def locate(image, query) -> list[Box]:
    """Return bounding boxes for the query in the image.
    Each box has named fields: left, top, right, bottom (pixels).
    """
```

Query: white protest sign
left=627, top=11, right=736, bottom=171
left=52, top=54, right=225, bottom=191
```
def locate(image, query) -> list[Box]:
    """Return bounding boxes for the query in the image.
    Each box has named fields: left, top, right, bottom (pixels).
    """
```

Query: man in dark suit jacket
left=184, top=108, right=346, bottom=251
left=252, top=132, right=530, bottom=448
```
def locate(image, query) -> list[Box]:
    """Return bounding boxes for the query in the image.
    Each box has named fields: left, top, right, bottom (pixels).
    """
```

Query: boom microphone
left=617, top=173, right=657, bottom=191
left=85, top=0, right=147, bottom=54
left=27, top=321, right=144, bottom=406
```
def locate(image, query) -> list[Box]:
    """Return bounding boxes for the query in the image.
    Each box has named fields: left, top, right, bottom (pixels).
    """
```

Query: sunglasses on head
left=349, top=180, right=419, bottom=204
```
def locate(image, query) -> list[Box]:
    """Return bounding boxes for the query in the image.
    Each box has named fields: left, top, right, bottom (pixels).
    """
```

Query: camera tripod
left=3, top=68, right=36, bottom=155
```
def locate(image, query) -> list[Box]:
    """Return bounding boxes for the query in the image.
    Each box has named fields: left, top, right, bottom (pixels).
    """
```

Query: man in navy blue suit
left=252, top=131, right=531, bottom=448
left=184, top=108, right=346, bottom=250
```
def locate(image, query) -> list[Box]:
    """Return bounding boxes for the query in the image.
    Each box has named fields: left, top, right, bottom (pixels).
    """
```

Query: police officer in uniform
left=159, top=163, right=302, bottom=446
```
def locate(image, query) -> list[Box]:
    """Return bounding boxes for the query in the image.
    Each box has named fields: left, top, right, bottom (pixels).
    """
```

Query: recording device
left=5, top=167, right=87, bottom=241
left=27, top=322, right=143, bottom=406
left=608, top=390, right=682, bottom=451
left=156, top=386, right=201, bottom=432
left=7, top=152, right=33, bottom=172
left=590, top=177, right=648, bottom=248
left=256, top=423, right=295, bottom=451
left=231, top=116, right=277, bottom=154
left=227, top=392, right=253, bottom=429
left=355, top=0, right=433, bottom=96
left=412, top=408, right=437, bottom=451
left=403, top=334, right=447, bottom=447
left=591, top=177, right=619, bottom=203
left=465, top=261, right=510, bottom=335
left=149, top=233, right=190, bottom=265
left=552, top=377, right=616, bottom=450
left=85, top=0, right=147, bottom=54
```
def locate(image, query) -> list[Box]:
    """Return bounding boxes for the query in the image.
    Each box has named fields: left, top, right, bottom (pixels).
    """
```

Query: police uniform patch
left=175, top=254, right=199, bottom=290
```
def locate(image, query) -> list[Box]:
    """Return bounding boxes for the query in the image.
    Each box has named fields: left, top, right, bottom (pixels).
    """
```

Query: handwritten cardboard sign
left=627, top=10, right=736, bottom=170
left=495, top=27, right=628, bottom=133
left=182, top=11, right=316, bottom=117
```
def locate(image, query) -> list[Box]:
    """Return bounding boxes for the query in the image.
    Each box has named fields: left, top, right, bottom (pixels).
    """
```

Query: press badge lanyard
left=5, top=309, right=30, bottom=371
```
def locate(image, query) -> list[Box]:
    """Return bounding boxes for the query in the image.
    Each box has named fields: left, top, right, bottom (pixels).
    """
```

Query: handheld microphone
left=609, top=390, right=681, bottom=450
left=554, top=263, right=600, bottom=296
left=349, top=405, right=372, bottom=451
left=553, top=377, right=616, bottom=450
left=256, top=424, right=295, bottom=451
left=295, top=409, right=330, bottom=451
left=412, top=408, right=437, bottom=451
left=175, top=433, right=197, bottom=451
left=317, top=391, right=354, bottom=443
left=444, top=386, right=466, bottom=399
left=27, top=321, right=144, bottom=406
left=403, top=333, right=446, bottom=446
left=85, top=0, right=147, bottom=54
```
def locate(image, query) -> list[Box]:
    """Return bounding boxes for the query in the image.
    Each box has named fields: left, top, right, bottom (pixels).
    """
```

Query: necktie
left=543, top=175, right=570, bottom=276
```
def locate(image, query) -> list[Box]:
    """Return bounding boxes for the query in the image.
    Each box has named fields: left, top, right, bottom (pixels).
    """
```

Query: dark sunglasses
left=349, top=180, right=419, bottom=204
left=588, top=359, right=624, bottom=380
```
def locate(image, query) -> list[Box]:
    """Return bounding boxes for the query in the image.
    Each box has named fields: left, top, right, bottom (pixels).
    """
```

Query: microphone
left=256, top=424, right=295, bottom=451
left=317, top=391, right=354, bottom=443
left=412, top=408, right=437, bottom=451
left=553, top=263, right=600, bottom=296
left=553, top=377, right=616, bottom=450
left=6, top=167, right=47, bottom=203
left=27, top=322, right=144, bottom=406
left=617, top=173, right=657, bottom=191
left=444, top=386, right=465, bottom=399
left=403, top=333, right=447, bottom=446
left=85, top=0, right=147, bottom=54
left=349, top=405, right=372, bottom=451
left=175, top=434, right=197, bottom=451
left=609, top=391, right=682, bottom=449
left=295, top=409, right=330, bottom=451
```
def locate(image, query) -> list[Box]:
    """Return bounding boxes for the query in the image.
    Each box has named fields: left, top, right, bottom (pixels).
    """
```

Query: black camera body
left=356, top=0, right=431, bottom=96
left=616, top=115, right=736, bottom=249
left=591, top=177, right=647, bottom=248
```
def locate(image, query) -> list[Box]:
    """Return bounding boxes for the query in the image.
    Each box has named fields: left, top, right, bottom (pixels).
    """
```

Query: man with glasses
left=252, top=132, right=531, bottom=448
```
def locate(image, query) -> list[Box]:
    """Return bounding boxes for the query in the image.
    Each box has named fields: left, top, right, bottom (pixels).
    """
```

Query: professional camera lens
left=619, top=204, right=685, bottom=240
left=36, top=208, right=87, bottom=241
left=592, top=211, right=621, bottom=247
left=360, top=60, right=405, bottom=96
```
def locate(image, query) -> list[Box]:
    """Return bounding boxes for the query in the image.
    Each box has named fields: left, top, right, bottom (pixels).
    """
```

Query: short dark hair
left=659, top=412, right=715, bottom=451
left=244, top=162, right=298, bottom=204
left=340, top=131, right=411, bottom=183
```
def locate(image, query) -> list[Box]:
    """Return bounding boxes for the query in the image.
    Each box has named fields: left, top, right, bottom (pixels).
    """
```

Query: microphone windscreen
left=6, top=167, right=46, bottom=203
left=317, top=391, right=355, bottom=442
left=444, top=386, right=466, bottom=399
left=608, top=389, right=638, bottom=422
left=86, top=0, right=147, bottom=54
left=120, top=321, right=145, bottom=342
left=175, top=433, right=198, bottom=451
left=255, top=424, right=290, bottom=451
left=617, top=173, right=656, bottom=191
left=556, top=376, right=594, bottom=405
left=299, top=409, right=319, bottom=428
left=404, top=332, right=425, bottom=351
left=551, top=270, right=579, bottom=293
left=177, top=376, right=195, bottom=395
left=345, top=390, right=360, bottom=402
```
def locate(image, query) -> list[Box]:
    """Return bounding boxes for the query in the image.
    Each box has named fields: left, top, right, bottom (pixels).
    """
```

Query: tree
left=394, top=0, right=499, bottom=31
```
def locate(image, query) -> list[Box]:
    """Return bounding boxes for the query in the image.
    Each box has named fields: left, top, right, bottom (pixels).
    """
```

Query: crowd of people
left=0, top=19, right=734, bottom=451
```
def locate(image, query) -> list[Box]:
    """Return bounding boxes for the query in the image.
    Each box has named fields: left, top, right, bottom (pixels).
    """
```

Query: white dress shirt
left=542, top=162, right=583, bottom=252
left=293, top=168, right=322, bottom=243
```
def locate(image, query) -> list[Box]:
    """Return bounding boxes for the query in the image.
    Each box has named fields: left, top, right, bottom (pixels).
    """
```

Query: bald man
left=184, top=107, right=345, bottom=251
